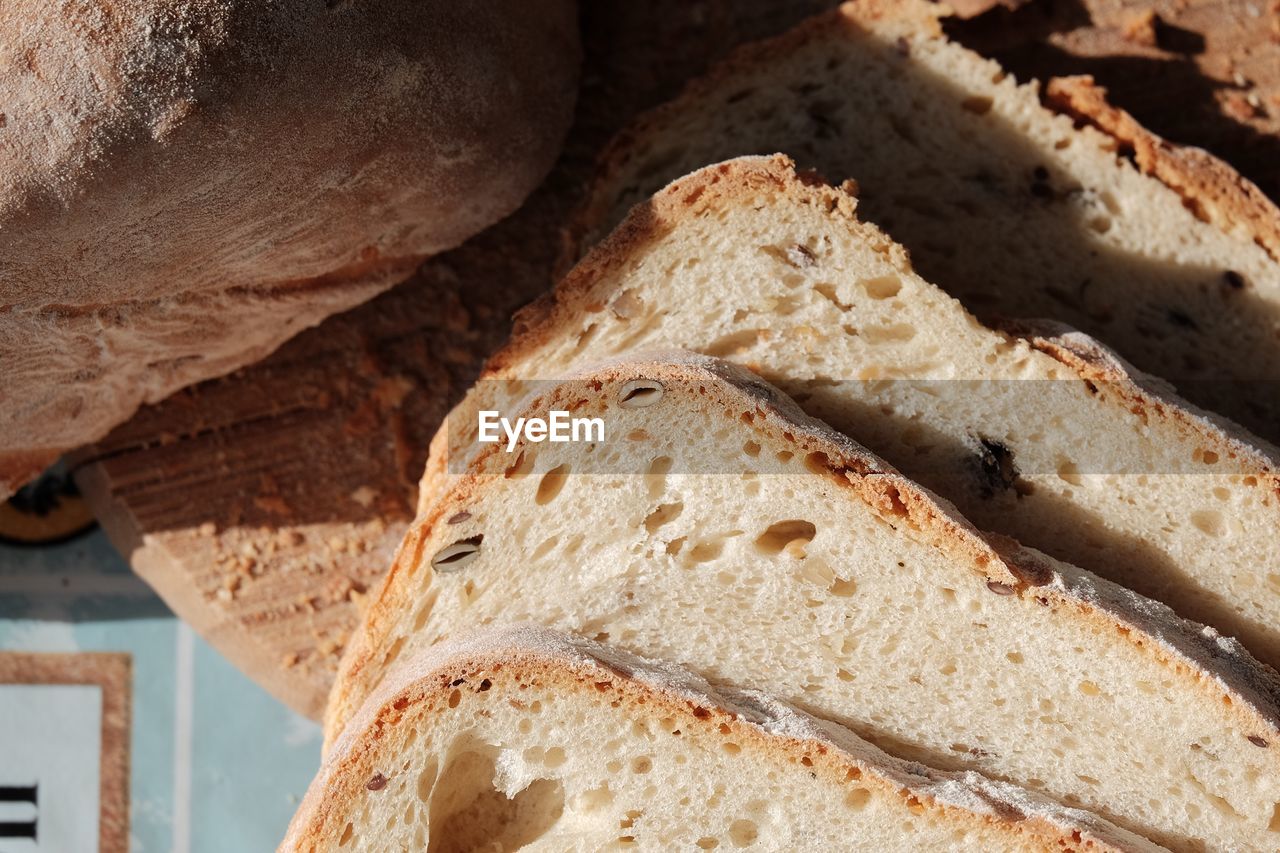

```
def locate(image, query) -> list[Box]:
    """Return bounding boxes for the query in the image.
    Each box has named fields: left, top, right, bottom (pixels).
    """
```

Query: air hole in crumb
left=535, top=464, right=570, bottom=505
left=847, top=788, right=871, bottom=810
left=644, top=502, right=684, bottom=534
left=863, top=323, right=917, bottom=344
left=416, top=758, right=439, bottom=804
left=688, top=540, right=725, bottom=563
left=646, top=457, right=672, bottom=500
left=504, top=451, right=533, bottom=479
left=729, top=819, right=759, bottom=847
left=1191, top=510, right=1226, bottom=537
left=427, top=748, right=564, bottom=852
left=531, top=535, right=559, bottom=562
left=705, top=329, right=764, bottom=358
left=382, top=636, right=406, bottom=668
left=862, top=276, right=902, bottom=300
left=755, top=520, right=817, bottom=556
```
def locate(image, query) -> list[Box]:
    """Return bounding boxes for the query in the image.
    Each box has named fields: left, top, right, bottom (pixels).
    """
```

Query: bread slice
left=430, top=155, right=1280, bottom=687
left=569, top=0, right=1280, bottom=446
left=290, top=624, right=1163, bottom=852
left=337, top=353, right=1280, bottom=850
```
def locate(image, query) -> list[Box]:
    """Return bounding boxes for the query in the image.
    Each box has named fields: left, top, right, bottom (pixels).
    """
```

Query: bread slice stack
left=290, top=2, right=1280, bottom=850
left=431, top=155, right=1280, bottom=680
left=331, top=352, right=1280, bottom=850
left=570, top=0, right=1280, bottom=447
left=284, top=624, right=1165, bottom=852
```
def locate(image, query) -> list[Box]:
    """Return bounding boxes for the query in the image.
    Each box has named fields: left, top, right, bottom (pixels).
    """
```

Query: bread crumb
left=197, top=521, right=216, bottom=537
left=351, top=486, right=377, bottom=507
left=254, top=494, right=292, bottom=517
left=1122, top=10, right=1159, bottom=47
left=1224, top=91, right=1262, bottom=121
left=282, top=652, right=301, bottom=668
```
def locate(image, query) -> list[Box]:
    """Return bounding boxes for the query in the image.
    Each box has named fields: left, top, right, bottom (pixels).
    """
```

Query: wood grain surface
left=72, top=0, right=1280, bottom=719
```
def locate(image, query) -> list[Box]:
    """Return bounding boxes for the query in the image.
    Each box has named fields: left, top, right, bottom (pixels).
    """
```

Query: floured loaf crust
left=0, top=0, right=580, bottom=496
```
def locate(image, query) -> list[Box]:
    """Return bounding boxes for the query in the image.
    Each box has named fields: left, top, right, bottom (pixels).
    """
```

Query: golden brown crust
left=294, top=627, right=1153, bottom=851
left=1044, top=74, right=1280, bottom=261
left=496, top=154, right=882, bottom=379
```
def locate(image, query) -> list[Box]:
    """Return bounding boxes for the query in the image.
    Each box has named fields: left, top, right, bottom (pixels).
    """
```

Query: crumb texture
left=573, top=0, right=1280, bottom=446
left=337, top=353, right=1280, bottom=851
left=289, top=625, right=1161, bottom=852
left=456, top=155, right=1280, bottom=695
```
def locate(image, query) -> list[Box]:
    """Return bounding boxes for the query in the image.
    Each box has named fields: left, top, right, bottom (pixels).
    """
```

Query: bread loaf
left=569, top=0, right=1280, bottom=447
left=0, top=0, right=580, bottom=497
left=335, top=353, right=1280, bottom=850
left=429, top=155, right=1280, bottom=686
left=288, top=624, right=1165, bottom=851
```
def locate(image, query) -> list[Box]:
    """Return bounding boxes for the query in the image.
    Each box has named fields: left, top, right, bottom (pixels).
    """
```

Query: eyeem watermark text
left=477, top=410, right=606, bottom=452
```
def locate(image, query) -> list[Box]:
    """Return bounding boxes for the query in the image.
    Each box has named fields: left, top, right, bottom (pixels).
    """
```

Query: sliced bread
left=289, top=624, right=1164, bottom=851
left=337, top=353, right=1280, bottom=851
left=433, top=155, right=1280, bottom=683
left=569, top=0, right=1280, bottom=445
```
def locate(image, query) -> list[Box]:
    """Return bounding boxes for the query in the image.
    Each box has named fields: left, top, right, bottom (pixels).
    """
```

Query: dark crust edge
left=1044, top=74, right=1280, bottom=261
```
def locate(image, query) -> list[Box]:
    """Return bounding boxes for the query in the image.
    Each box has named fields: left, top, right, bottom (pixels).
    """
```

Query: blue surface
left=0, top=529, right=321, bottom=852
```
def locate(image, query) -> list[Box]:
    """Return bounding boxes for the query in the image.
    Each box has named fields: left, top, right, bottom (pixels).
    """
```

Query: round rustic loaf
left=0, top=0, right=580, bottom=496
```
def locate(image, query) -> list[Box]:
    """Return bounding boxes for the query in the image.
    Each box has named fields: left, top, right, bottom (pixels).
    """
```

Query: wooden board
left=72, top=1, right=837, bottom=720
left=73, top=0, right=1280, bottom=720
